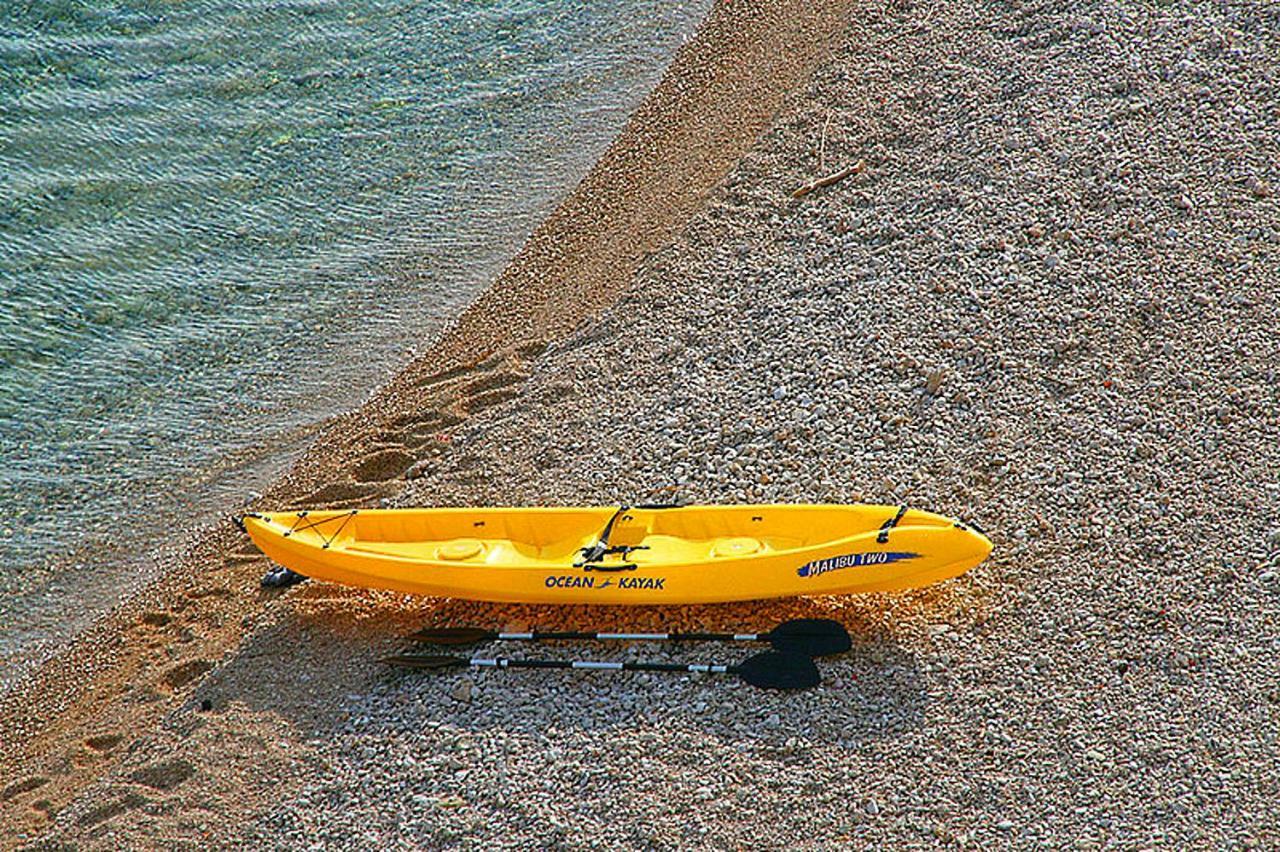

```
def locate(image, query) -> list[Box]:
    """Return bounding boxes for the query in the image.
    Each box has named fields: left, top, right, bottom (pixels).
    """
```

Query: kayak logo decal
left=545, top=575, right=596, bottom=589
left=617, top=577, right=665, bottom=590
left=796, top=551, right=920, bottom=578
left=544, top=575, right=666, bottom=590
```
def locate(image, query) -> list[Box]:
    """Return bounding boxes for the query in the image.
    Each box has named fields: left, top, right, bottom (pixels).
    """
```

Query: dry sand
left=4, top=0, right=1280, bottom=848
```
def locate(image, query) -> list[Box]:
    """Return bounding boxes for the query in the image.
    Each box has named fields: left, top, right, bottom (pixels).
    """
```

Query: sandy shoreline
left=1, top=0, right=862, bottom=845
left=6, top=0, right=1280, bottom=847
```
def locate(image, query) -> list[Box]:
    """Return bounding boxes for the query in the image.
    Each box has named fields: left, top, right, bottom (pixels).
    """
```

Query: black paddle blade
left=382, top=654, right=469, bottom=671
left=405, top=626, right=496, bottom=646
left=736, top=651, right=821, bottom=690
left=766, top=618, right=852, bottom=657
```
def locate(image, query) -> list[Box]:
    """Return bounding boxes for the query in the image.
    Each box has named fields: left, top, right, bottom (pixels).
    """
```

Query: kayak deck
left=241, top=504, right=992, bottom=604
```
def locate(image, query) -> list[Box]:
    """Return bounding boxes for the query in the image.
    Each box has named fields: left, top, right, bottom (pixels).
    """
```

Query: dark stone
left=261, top=565, right=308, bottom=588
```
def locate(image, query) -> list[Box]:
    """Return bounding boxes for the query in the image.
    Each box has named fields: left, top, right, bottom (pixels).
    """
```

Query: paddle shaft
left=383, top=649, right=820, bottom=689
left=407, top=619, right=851, bottom=658
left=467, top=657, right=737, bottom=675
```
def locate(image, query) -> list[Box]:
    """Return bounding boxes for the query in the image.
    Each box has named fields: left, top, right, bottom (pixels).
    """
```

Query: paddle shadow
left=194, top=587, right=933, bottom=754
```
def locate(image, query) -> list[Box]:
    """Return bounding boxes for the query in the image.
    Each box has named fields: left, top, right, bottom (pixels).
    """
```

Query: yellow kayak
left=240, top=504, right=991, bottom=605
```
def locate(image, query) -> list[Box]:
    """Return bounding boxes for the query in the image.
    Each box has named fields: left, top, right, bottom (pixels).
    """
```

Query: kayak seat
left=626, top=535, right=685, bottom=564
left=711, top=536, right=762, bottom=558
left=435, top=539, right=485, bottom=561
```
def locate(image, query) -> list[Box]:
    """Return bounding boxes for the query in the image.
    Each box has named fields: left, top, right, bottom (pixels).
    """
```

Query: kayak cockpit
left=245, top=503, right=961, bottom=568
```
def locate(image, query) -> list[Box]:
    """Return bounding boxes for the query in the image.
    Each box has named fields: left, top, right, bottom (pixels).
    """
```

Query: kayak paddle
left=405, top=617, right=851, bottom=658
left=383, top=649, right=820, bottom=691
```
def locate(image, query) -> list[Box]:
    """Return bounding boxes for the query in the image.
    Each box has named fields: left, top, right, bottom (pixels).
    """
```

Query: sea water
left=0, top=0, right=708, bottom=682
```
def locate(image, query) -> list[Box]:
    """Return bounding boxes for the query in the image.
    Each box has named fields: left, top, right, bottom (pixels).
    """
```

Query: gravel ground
left=9, top=0, right=1280, bottom=848
left=237, top=1, right=1279, bottom=847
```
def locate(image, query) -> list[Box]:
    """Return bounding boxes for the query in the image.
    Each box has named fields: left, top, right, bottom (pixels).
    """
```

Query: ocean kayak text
left=544, top=575, right=666, bottom=590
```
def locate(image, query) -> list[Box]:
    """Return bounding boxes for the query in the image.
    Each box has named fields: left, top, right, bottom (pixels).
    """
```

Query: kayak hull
left=242, top=504, right=991, bottom=605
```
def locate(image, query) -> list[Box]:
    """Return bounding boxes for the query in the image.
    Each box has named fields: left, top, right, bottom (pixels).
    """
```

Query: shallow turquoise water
left=0, top=0, right=707, bottom=672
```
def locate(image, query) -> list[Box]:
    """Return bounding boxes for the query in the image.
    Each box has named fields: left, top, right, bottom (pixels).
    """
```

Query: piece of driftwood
left=817, top=110, right=833, bottom=171
left=792, top=159, right=866, bottom=199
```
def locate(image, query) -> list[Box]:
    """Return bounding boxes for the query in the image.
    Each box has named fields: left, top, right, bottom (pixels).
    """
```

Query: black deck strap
left=578, top=505, right=630, bottom=565
left=877, top=505, right=908, bottom=544
left=234, top=511, right=266, bottom=533
left=598, top=544, right=649, bottom=557
left=581, top=562, right=638, bottom=572
left=321, top=510, right=359, bottom=549
left=289, top=514, right=333, bottom=535
left=284, top=510, right=358, bottom=545
left=284, top=510, right=308, bottom=537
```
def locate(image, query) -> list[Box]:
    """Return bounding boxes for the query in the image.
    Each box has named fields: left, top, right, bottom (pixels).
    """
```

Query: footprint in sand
left=479, top=338, right=548, bottom=368
left=184, top=586, right=232, bottom=601
left=410, top=337, right=541, bottom=388
left=411, top=362, right=475, bottom=390
left=538, top=380, right=578, bottom=404
left=404, top=338, right=546, bottom=424
left=399, top=414, right=465, bottom=452
left=457, top=367, right=528, bottom=399
left=350, top=448, right=415, bottom=484
left=0, top=776, right=48, bottom=803
left=404, top=411, right=465, bottom=450
left=294, top=480, right=386, bottom=509
left=399, top=430, right=442, bottom=451
left=76, top=792, right=148, bottom=827
left=85, top=733, right=125, bottom=752
left=514, top=339, right=549, bottom=360
left=462, top=384, right=523, bottom=415
left=129, top=759, right=195, bottom=792
left=140, top=611, right=173, bottom=628
left=162, top=659, right=214, bottom=691
left=281, top=339, right=550, bottom=513
left=386, top=407, right=462, bottom=435
left=451, top=454, right=486, bottom=472
left=223, top=547, right=268, bottom=566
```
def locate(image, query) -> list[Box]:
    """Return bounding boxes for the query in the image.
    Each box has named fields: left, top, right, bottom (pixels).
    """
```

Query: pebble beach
left=3, top=0, right=1279, bottom=848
